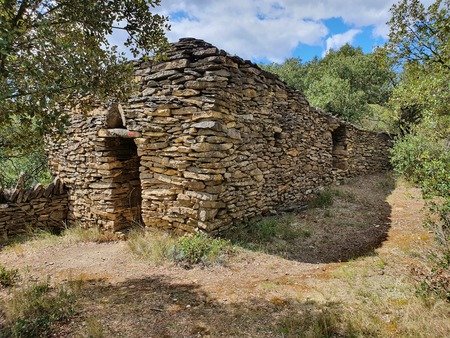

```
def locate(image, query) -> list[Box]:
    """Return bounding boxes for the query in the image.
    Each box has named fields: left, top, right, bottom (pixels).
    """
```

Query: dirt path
left=1, top=174, right=448, bottom=337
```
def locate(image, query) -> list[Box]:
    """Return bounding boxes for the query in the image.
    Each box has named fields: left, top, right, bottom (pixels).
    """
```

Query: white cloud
left=324, top=29, right=362, bottom=56
left=124, top=0, right=433, bottom=61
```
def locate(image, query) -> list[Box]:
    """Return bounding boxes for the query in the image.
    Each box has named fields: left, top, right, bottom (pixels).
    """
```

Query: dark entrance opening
left=332, top=125, right=348, bottom=170
left=105, top=137, right=142, bottom=229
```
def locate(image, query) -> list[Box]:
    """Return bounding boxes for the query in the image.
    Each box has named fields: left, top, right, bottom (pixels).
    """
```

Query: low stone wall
left=47, top=38, right=392, bottom=234
left=0, top=177, right=68, bottom=239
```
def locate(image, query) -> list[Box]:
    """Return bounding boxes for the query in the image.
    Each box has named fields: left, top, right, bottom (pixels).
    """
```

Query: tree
left=261, top=44, right=395, bottom=124
left=387, top=0, right=450, bottom=134
left=0, top=0, right=169, bottom=152
left=261, top=57, right=307, bottom=91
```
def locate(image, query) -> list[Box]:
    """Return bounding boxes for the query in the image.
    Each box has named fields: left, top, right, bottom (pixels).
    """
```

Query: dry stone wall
left=0, top=177, right=67, bottom=239
left=47, top=38, right=392, bottom=234
left=48, top=112, right=142, bottom=231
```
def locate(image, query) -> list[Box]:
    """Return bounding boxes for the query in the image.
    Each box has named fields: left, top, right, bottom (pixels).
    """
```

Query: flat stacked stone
left=0, top=177, right=68, bottom=239
left=46, top=38, right=392, bottom=234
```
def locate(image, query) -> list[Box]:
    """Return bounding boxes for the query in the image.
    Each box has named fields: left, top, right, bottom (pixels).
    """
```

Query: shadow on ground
left=224, top=173, right=395, bottom=264
left=57, top=276, right=360, bottom=338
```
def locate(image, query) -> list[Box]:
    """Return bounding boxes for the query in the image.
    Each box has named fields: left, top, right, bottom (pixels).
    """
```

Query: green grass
left=127, top=229, right=177, bottom=264
left=0, top=265, right=19, bottom=288
left=60, top=226, right=120, bottom=244
left=308, top=189, right=334, bottom=208
left=1, top=226, right=120, bottom=255
left=0, top=281, right=80, bottom=338
left=223, top=214, right=311, bottom=254
left=172, top=232, right=233, bottom=265
left=127, top=229, right=234, bottom=266
left=278, top=303, right=367, bottom=338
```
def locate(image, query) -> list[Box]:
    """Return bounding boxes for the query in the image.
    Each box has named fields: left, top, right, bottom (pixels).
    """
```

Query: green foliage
left=261, top=44, right=395, bottom=124
left=0, top=149, right=52, bottom=189
left=309, top=189, right=334, bottom=209
left=248, top=214, right=300, bottom=243
left=390, top=126, right=450, bottom=241
left=0, top=265, right=19, bottom=288
left=387, top=1, right=450, bottom=301
left=417, top=253, right=450, bottom=301
left=128, top=230, right=233, bottom=266
left=386, top=0, right=450, bottom=133
left=225, top=214, right=311, bottom=254
left=261, top=57, right=308, bottom=90
left=0, top=0, right=169, bottom=152
left=391, top=125, right=450, bottom=300
left=172, top=232, right=233, bottom=266
left=387, top=0, right=449, bottom=69
left=1, top=281, right=78, bottom=338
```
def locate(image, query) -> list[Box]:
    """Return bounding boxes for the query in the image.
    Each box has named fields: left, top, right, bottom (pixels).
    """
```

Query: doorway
left=332, top=125, right=348, bottom=170
left=105, top=137, right=142, bottom=229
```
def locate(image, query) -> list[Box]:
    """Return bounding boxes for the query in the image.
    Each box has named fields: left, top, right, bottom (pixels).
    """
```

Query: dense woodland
left=0, top=0, right=449, bottom=301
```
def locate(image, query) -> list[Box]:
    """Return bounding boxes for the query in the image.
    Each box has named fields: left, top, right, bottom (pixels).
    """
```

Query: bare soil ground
left=1, top=173, right=449, bottom=337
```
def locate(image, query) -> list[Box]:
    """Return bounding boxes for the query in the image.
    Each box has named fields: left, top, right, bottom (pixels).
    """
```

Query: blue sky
left=112, top=0, right=434, bottom=64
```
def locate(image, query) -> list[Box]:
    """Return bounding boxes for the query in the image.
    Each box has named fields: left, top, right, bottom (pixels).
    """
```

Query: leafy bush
left=391, top=131, right=450, bottom=300
left=127, top=230, right=233, bottom=266
left=417, top=253, right=450, bottom=301
left=172, top=232, right=233, bottom=266
left=1, top=281, right=78, bottom=337
left=0, top=265, right=19, bottom=288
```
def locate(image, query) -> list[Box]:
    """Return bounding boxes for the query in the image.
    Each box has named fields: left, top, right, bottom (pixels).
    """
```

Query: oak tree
left=0, top=0, right=169, bottom=152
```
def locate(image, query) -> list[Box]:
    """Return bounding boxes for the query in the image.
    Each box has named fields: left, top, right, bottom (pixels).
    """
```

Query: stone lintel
left=98, top=128, right=141, bottom=138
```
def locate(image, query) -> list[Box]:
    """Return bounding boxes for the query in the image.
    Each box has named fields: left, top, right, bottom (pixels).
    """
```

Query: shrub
left=127, top=230, right=233, bottom=266
left=0, top=265, right=19, bottom=288
left=172, top=232, right=233, bottom=266
left=417, top=253, right=450, bottom=301
left=391, top=131, right=450, bottom=301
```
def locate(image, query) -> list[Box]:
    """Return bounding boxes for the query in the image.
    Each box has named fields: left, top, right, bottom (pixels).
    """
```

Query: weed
left=61, top=226, right=119, bottom=244
left=323, top=210, right=333, bottom=218
left=229, top=214, right=308, bottom=243
left=127, top=230, right=233, bottom=266
left=377, top=175, right=395, bottom=192
left=375, top=259, right=386, bottom=269
left=334, top=189, right=357, bottom=203
left=278, top=304, right=360, bottom=338
left=6, top=243, right=25, bottom=257
left=309, top=189, right=334, bottom=208
left=223, top=214, right=311, bottom=256
left=258, top=280, right=284, bottom=291
left=1, top=280, right=80, bottom=337
left=416, top=252, right=450, bottom=301
left=84, top=317, right=105, bottom=338
left=172, top=232, right=233, bottom=266
left=0, top=227, right=59, bottom=251
left=127, top=229, right=176, bottom=264
left=0, top=265, right=19, bottom=287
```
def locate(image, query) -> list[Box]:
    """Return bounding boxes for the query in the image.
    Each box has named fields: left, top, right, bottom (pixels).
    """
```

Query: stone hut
left=47, top=38, right=391, bottom=234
